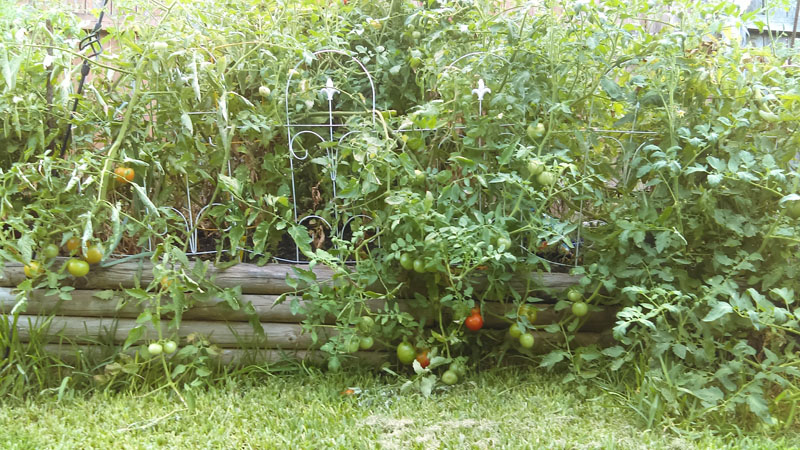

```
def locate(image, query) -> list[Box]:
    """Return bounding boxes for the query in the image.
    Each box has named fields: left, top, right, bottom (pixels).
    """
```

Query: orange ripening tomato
left=114, top=166, right=135, bottom=184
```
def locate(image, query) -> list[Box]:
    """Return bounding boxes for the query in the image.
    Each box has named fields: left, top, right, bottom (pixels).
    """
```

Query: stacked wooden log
left=0, top=258, right=616, bottom=365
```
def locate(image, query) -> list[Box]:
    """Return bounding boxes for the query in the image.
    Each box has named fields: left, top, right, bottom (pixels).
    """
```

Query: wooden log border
left=1, top=260, right=617, bottom=363
left=1, top=288, right=618, bottom=333
left=0, top=259, right=580, bottom=296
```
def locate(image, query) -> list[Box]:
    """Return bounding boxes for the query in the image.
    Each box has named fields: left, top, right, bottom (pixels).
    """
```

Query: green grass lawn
left=0, top=366, right=796, bottom=449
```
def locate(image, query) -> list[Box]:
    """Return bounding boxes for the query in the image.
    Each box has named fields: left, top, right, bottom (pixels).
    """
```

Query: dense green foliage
left=1, top=0, right=799, bottom=433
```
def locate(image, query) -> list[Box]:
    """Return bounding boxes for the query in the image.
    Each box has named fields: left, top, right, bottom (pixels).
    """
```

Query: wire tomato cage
left=125, top=48, right=657, bottom=267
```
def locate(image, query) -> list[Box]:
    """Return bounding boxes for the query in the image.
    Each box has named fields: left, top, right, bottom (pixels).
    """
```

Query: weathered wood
left=0, top=259, right=580, bottom=296
left=470, top=271, right=580, bottom=297
left=1, top=287, right=618, bottom=332
left=0, top=288, right=407, bottom=323
left=42, top=344, right=388, bottom=366
left=0, top=258, right=336, bottom=295
left=15, top=312, right=613, bottom=354
left=12, top=315, right=324, bottom=349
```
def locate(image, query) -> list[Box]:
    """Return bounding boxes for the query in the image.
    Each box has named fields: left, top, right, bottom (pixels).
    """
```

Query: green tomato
left=407, top=137, right=424, bottom=151
left=508, top=323, right=523, bottom=339
left=357, top=316, right=375, bottom=333
left=347, top=337, right=360, bottom=354
left=413, top=259, right=426, bottom=274
left=24, top=262, right=42, bottom=278
left=67, top=259, right=90, bottom=277
left=412, top=31, right=421, bottom=40
left=536, top=171, right=556, bottom=186
left=258, top=86, right=271, bottom=97
left=571, top=301, right=589, bottom=317
left=449, top=362, right=466, bottom=378
left=42, top=244, right=59, bottom=259
left=567, top=289, right=583, bottom=302
left=397, top=342, right=416, bottom=365
left=527, top=123, right=545, bottom=140
left=496, top=237, right=512, bottom=249
left=519, top=332, right=535, bottom=349
left=147, top=343, right=163, bottom=356
left=359, top=336, right=374, bottom=350
left=519, top=305, right=538, bottom=323
left=163, top=340, right=178, bottom=354
left=785, top=200, right=800, bottom=219
left=527, top=159, right=544, bottom=176
left=413, top=169, right=426, bottom=185
left=441, top=370, right=458, bottom=385
left=399, top=253, right=414, bottom=271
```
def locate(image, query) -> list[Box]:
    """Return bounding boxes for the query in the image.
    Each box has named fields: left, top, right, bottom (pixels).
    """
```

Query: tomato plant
left=0, top=0, right=797, bottom=430
left=327, top=357, right=341, bottom=372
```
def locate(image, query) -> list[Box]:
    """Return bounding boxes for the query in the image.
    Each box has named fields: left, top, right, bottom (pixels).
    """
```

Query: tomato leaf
left=702, top=301, right=732, bottom=322
left=122, top=325, right=145, bottom=350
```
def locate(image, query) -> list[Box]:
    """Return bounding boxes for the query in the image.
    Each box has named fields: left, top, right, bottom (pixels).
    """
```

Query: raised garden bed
left=1, top=259, right=616, bottom=364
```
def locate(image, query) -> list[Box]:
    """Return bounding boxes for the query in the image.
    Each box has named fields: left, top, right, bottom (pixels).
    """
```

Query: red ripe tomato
left=465, top=312, right=483, bottom=331
left=416, top=350, right=430, bottom=369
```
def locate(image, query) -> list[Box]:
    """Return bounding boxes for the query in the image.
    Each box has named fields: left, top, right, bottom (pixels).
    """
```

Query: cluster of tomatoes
left=506, top=288, right=589, bottom=350
left=327, top=316, right=376, bottom=372
left=146, top=339, right=178, bottom=356
left=23, top=166, right=135, bottom=280
left=23, top=236, right=105, bottom=279
left=388, top=307, right=485, bottom=385
left=525, top=122, right=558, bottom=187
left=398, top=252, right=430, bottom=274
left=395, top=341, right=465, bottom=385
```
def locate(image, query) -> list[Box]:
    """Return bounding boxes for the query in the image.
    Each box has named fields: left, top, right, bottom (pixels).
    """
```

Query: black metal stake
left=58, top=0, right=109, bottom=159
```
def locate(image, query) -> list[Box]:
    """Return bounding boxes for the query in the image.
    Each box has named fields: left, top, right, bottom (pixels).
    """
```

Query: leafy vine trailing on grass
left=0, top=0, right=798, bottom=430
